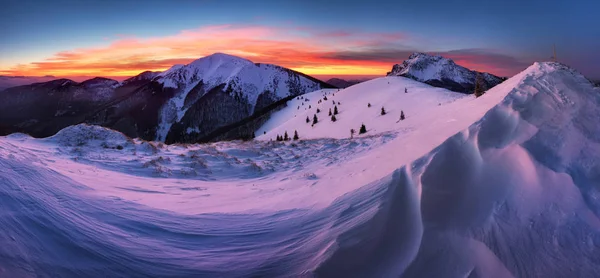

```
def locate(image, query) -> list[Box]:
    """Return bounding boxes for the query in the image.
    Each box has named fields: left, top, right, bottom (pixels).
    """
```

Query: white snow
left=257, top=76, right=468, bottom=140
left=1, top=62, right=599, bottom=277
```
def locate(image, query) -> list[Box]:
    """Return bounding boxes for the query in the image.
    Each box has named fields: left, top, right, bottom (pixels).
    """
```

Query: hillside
left=257, top=76, right=467, bottom=140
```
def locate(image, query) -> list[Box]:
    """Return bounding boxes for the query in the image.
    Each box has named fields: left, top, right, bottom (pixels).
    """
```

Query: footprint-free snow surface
left=1, top=62, right=600, bottom=277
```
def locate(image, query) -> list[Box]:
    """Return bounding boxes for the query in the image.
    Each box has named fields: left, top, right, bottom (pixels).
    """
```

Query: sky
left=0, top=0, right=598, bottom=81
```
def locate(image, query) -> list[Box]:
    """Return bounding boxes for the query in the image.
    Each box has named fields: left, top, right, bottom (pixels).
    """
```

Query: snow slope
left=1, top=62, right=599, bottom=277
left=257, top=76, right=468, bottom=140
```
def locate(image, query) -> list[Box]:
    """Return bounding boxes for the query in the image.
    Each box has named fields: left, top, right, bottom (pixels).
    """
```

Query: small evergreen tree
left=400, top=110, right=405, bottom=120
left=276, top=135, right=281, bottom=141
left=293, top=130, right=299, bottom=140
left=350, top=129, right=355, bottom=138
left=331, top=114, right=337, bottom=122
left=284, top=131, right=289, bottom=141
left=317, top=108, right=321, bottom=113
left=405, top=88, right=408, bottom=93
left=474, top=73, right=485, bottom=97
left=381, top=107, right=386, bottom=115
left=323, top=96, right=328, bottom=101
left=309, top=105, right=311, bottom=109
left=359, top=124, right=367, bottom=134
left=368, top=103, right=371, bottom=107
left=334, top=106, right=339, bottom=115
left=306, top=116, right=310, bottom=123
left=328, top=108, right=332, bottom=116
left=313, top=114, right=318, bottom=125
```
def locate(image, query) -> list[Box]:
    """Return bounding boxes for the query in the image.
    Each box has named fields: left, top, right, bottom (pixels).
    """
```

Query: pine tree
left=276, top=135, right=281, bottom=141
left=474, top=73, right=485, bottom=97
left=350, top=129, right=355, bottom=138
left=317, top=108, right=321, bottom=113
left=334, top=106, right=339, bottom=115
left=313, top=114, right=318, bottom=125
left=368, top=103, right=371, bottom=107
left=293, top=130, right=299, bottom=140
left=284, top=131, right=289, bottom=141
left=306, top=116, right=310, bottom=123
left=328, top=108, right=332, bottom=116
left=381, top=107, right=386, bottom=115
left=309, top=105, right=311, bottom=109
left=400, top=110, right=405, bottom=120
left=331, top=114, right=337, bottom=122
left=359, top=124, right=367, bottom=134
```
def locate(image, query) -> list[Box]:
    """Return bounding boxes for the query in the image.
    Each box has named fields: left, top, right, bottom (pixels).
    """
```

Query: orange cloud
left=1, top=25, right=529, bottom=79
left=0, top=25, right=402, bottom=78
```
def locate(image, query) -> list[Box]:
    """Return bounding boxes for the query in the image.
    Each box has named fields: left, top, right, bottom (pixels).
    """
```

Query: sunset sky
left=1, top=0, right=598, bottom=81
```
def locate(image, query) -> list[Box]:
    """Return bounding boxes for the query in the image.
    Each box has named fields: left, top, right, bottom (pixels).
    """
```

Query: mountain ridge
left=387, top=52, right=505, bottom=93
left=0, top=53, right=334, bottom=143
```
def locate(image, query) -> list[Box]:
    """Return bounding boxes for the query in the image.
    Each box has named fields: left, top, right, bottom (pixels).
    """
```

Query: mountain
left=0, top=53, right=333, bottom=143
left=0, top=77, right=134, bottom=137
left=148, top=53, right=333, bottom=143
left=121, top=70, right=161, bottom=85
left=325, top=78, right=365, bottom=88
left=0, top=75, right=57, bottom=91
left=1, top=62, right=599, bottom=277
left=387, top=52, right=505, bottom=93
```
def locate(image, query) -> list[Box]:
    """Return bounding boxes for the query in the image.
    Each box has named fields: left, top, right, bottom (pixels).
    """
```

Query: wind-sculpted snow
left=1, top=62, right=599, bottom=277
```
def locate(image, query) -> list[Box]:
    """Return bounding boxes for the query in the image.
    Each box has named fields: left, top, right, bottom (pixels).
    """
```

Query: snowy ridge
left=121, top=70, right=161, bottom=85
left=154, top=53, right=324, bottom=141
left=81, top=77, right=120, bottom=101
left=1, top=62, right=599, bottom=276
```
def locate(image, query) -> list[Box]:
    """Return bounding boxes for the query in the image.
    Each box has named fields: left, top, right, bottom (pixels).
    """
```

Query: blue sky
left=1, top=0, right=598, bottom=79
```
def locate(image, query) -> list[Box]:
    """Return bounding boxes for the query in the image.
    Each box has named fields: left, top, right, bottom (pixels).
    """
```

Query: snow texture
left=0, top=62, right=599, bottom=277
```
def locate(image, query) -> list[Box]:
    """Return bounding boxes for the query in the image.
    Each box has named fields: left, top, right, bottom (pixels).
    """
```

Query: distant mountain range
left=0, top=52, right=510, bottom=143
left=387, top=52, right=506, bottom=93
left=0, top=75, right=57, bottom=91
left=0, top=53, right=333, bottom=143
left=325, top=78, right=367, bottom=88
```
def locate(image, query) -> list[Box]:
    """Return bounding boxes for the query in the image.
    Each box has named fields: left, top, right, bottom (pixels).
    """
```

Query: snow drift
left=0, top=62, right=599, bottom=277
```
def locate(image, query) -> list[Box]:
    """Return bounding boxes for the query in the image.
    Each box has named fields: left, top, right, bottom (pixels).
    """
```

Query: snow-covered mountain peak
left=156, top=53, right=256, bottom=89
left=152, top=52, right=328, bottom=141
left=388, top=52, right=466, bottom=82
left=387, top=52, right=504, bottom=93
left=189, top=52, right=254, bottom=67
